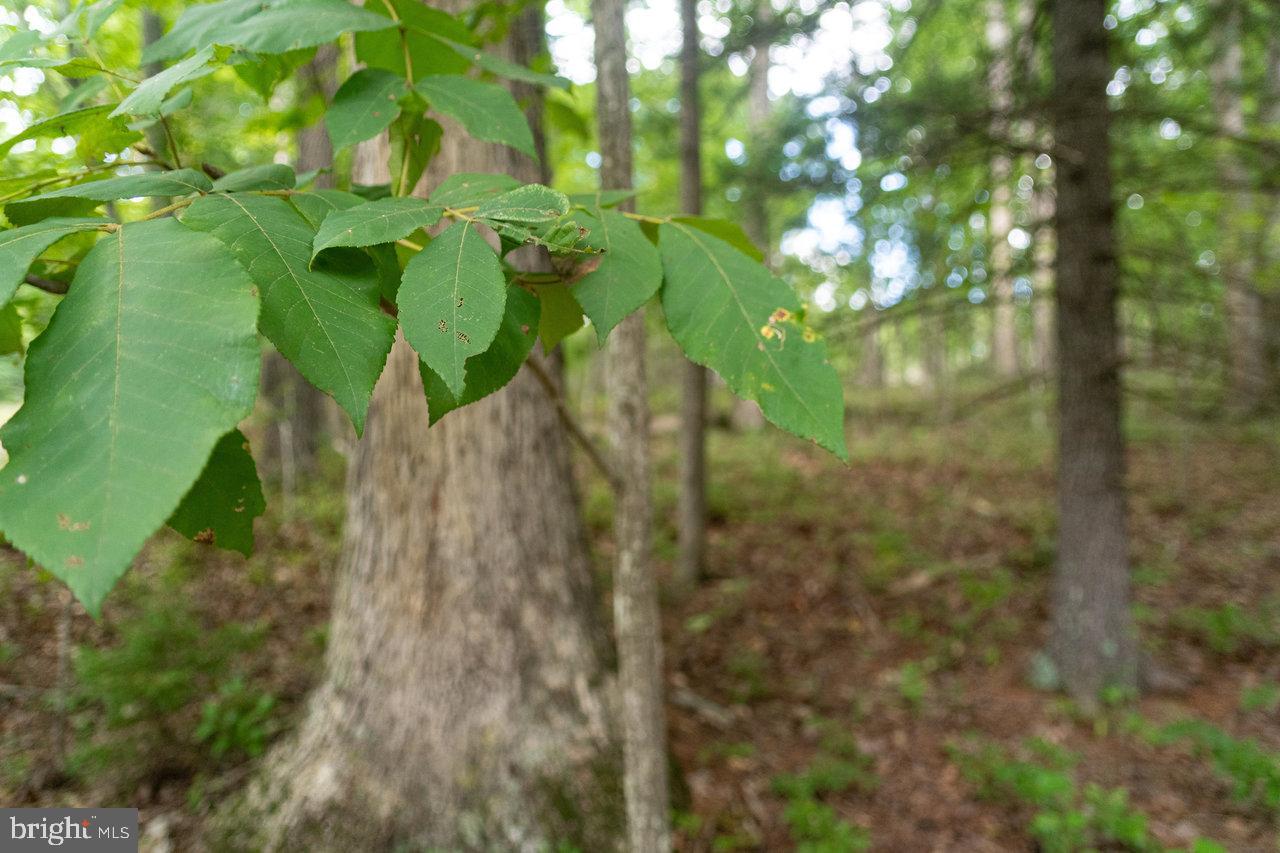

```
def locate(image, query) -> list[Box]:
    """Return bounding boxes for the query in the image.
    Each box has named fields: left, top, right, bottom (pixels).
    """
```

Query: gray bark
left=221, top=7, right=624, bottom=849
left=592, top=0, right=672, bottom=847
left=1032, top=171, right=1056, bottom=375
left=675, top=0, right=708, bottom=591
left=1210, top=0, right=1269, bottom=412
left=1047, top=0, right=1139, bottom=703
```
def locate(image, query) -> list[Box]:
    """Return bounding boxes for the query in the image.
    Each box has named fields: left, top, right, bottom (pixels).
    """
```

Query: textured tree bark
left=1048, top=0, right=1138, bottom=704
left=220, top=7, right=624, bottom=850
left=675, top=0, right=708, bottom=592
left=257, top=46, right=340, bottom=486
left=593, top=0, right=672, bottom=847
left=986, top=0, right=1019, bottom=377
left=1209, top=0, right=1269, bottom=413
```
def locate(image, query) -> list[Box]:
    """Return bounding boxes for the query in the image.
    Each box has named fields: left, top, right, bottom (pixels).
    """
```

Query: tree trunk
left=221, top=8, right=624, bottom=850
left=1048, top=0, right=1138, bottom=704
left=257, top=46, right=341, bottom=486
left=675, top=0, right=708, bottom=591
left=1210, top=0, right=1269, bottom=413
left=858, top=321, right=884, bottom=389
left=731, top=0, right=771, bottom=431
left=987, top=0, right=1019, bottom=376
left=1032, top=170, right=1056, bottom=375
left=593, top=0, right=672, bottom=847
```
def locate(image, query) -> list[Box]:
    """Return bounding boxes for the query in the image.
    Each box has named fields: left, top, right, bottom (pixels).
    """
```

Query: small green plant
left=896, top=660, right=930, bottom=711
left=772, top=723, right=875, bottom=852
left=1239, top=682, right=1280, bottom=713
left=950, top=737, right=1222, bottom=852
left=68, top=603, right=267, bottom=789
left=194, top=677, right=279, bottom=762
left=1173, top=602, right=1280, bottom=656
left=1157, top=720, right=1280, bottom=813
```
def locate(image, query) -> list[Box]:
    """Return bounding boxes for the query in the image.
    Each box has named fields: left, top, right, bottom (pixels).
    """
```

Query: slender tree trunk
left=987, top=0, right=1019, bottom=376
left=675, top=0, right=708, bottom=591
left=593, top=0, right=671, bottom=848
left=731, top=0, right=771, bottom=431
left=222, top=7, right=624, bottom=850
left=258, top=46, right=340, bottom=486
left=858, top=321, right=884, bottom=389
left=1048, top=0, right=1138, bottom=704
left=1210, top=0, right=1269, bottom=412
left=1032, top=171, right=1056, bottom=375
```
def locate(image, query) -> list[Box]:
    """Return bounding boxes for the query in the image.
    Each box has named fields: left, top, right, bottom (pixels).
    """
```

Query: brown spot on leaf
left=57, top=513, right=89, bottom=532
left=194, top=528, right=216, bottom=545
left=437, top=319, right=448, bottom=333
left=65, top=555, right=83, bottom=569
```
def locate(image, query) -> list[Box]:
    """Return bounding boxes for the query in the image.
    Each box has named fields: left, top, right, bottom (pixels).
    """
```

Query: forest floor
left=1, top=391, right=1278, bottom=852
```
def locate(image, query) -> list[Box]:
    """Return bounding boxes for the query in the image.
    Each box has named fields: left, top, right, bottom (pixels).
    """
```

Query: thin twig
left=524, top=356, right=620, bottom=490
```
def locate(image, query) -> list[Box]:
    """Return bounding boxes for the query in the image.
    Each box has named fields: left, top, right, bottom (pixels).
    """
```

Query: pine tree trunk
left=593, top=0, right=672, bottom=846
left=220, top=8, right=624, bottom=849
left=675, top=0, right=708, bottom=591
left=1032, top=171, right=1056, bottom=375
left=1210, top=0, right=1269, bottom=413
left=257, top=46, right=340, bottom=485
left=1047, top=0, right=1138, bottom=704
left=987, top=0, right=1019, bottom=376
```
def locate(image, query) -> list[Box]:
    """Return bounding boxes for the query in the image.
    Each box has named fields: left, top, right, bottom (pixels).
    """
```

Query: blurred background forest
left=1, top=0, right=1279, bottom=850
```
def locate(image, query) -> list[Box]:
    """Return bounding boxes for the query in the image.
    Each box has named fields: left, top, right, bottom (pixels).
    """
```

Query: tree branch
left=523, top=355, right=621, bottom=490
left=24, top=274, right=68, bottom=295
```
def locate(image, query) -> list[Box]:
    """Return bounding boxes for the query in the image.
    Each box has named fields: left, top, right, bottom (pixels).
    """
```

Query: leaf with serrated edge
left=0, top=219, right=261, bottom=614
left=168, top=429, right=265, bottom=556
left=399, top=220, right=506, bottom=396
left=569, top=209, right=661, bottom=342
left=182, top=194, right=394, bottom=434
left=312, top=197, right=442, bottom=259
left=0, top=217, right=105, bottom=305
left=420, top=285, right=539, bottom=423
left=212, top=164, right=296, bottom=192
left=414, top=75, right=536, bottom=159
left=6, top=169, right=211, bottom=219
left=475, top=184, right=570, bottom=223
left=326, top=69, right=407, bottom=150
left=112, top=45, right=218, bottom=117
left=428, top=173, right=519, bottom=209
left=659, top=222, right=847, bottom=459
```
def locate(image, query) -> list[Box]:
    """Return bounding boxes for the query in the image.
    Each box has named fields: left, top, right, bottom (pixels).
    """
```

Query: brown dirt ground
left=1, top=412, right=1278, bottom=852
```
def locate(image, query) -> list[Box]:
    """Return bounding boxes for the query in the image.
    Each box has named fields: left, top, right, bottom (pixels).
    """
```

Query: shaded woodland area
left=0, top=0, right=1278, bottom=850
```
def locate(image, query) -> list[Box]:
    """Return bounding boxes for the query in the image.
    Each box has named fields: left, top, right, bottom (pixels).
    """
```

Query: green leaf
left=326, top=69, right=407, bottom=150
left=659, top=222, right=847, bottom=459
left=0, top=303, right=24, bottom=356
left=288, top=189, right=365, bottom=229
left=182, top=194, right=395, bottom=433
left=4, top=198, right=101, bottom=228
left=112, top=45, right=221, bottom=117
left=533, top=284, right=585, bottom=350
left=0, top=218, right=106, bottom=305
left=232, top=47, right=316, bottom=100
left=428, top=172, right=519, bottom=208
left=388, top=103, right=441, bottom=197
left=398, top=220, right=506, bottom=396
left=420, top=285, right=539, bottom=423
left=569, top=209, right=661, bottom=342
left=145, top=0, right=394, bottom=62
left=671, top=215, right=764, bottom=262
left=6, top=169, right=211, bottom=220
left=475, top=184, right=570, bottom=223
left=168, top=429, right=265, bottom=556
left=0, top=219, right=260, bottom=614
left=311, top=197, right=442, bottom=258
left=0, top=104, right=117, bottom=159
left=211, top=164, right=296, bottom=192
left=355, top=0, right=472, bottom=78
left=414, top=75, right=536, bottom=160
left=423, top=33, right=569, bottom=89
